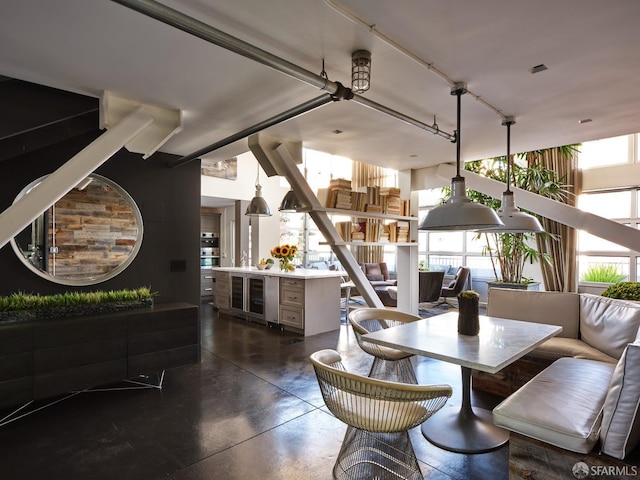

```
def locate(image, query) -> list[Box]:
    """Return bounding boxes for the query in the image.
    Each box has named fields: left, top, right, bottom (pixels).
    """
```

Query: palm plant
left=453, top=155, right=570, bottom=284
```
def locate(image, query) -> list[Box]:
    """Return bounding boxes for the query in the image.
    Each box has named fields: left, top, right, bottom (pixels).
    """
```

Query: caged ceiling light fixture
left=418, top=83, right=504, bottom=231
left=485, top=117, right=544, bottom=233
left=351, top=49, right=371, bottom=93
left=245, top=164, right=271, bottom=217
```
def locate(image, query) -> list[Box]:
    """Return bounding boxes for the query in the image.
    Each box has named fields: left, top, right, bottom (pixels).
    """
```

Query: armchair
left=310, top=349, right=452, bottom=480
left=419, top=270, right=446, bottom=303
left=360, top=262, right=398, bottom=306
left=359, top=262, right=396, bottom=287
left=439, top=266, right=471, bottom=305
left=349, top=307, right=421, bottom=383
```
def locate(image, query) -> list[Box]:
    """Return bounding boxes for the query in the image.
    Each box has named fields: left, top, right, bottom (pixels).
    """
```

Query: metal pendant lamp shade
left=493, top=191, right=544, bottom=232
left=418, top=84, right=504, bottom=231
left=245, top=166, right=271, bottom=217
left=419, top=176, right=505, bottom=230
left=278, top=188, right=304, bottom=212
left=489, top=118, right=544, bottom=233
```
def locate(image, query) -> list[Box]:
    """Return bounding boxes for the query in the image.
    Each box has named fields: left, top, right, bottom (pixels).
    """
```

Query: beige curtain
left=526, top=147, right=579, bottom=292
left=350, top=161, right=397, bottom=264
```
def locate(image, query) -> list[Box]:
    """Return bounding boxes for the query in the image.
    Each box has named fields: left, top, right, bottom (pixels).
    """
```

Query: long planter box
left=0, top=302, right=199, bottom=409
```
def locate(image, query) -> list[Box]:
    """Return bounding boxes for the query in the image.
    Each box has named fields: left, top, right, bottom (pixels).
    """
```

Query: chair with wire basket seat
left=348, top=308, right=421, bottom=384
left=310, top=349, right=452, bottom=480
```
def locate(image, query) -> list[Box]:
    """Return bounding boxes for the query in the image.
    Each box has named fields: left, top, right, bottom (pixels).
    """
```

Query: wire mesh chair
left=310, top=349, right=452, bottom=480
left=349, top=308, right=422, bottom=384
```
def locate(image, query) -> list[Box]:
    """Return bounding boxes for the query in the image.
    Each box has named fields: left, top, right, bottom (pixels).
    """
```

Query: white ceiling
left=2, top=0, right=640, bottom=172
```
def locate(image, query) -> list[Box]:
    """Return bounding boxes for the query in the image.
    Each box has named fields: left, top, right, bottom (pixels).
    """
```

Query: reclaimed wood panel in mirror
left=10, top=174, right=143, bottom=285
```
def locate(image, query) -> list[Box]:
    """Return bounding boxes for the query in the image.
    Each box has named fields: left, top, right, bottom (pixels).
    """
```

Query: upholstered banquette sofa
left=480, top=288, right=640, bottom=477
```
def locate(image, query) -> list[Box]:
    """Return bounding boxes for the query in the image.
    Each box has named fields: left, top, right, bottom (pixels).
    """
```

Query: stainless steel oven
left=201, top=232, right=220, bottom=267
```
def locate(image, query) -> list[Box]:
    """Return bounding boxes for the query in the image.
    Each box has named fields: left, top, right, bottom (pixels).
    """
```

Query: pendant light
left=418, top=83, right=504, bottom=231
left=245, top=164, right=271, bottom=217
left=278, top=188, right=305, bottom=212
left=487, top=118, right=544, bottom=233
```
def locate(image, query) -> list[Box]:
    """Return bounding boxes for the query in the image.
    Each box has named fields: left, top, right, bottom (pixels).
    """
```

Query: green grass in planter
left=0, top=287, right=155, bottom=312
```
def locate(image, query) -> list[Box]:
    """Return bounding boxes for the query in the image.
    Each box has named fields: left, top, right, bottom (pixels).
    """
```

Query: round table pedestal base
left=421, top=406, right=509, bottom=454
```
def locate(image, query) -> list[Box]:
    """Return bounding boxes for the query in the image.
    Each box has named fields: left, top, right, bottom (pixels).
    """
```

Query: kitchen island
left=211, top=267, right=344, bottom=336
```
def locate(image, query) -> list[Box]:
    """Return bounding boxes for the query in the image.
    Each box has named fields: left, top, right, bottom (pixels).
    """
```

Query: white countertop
left=209, top=266, right=346, bottom=279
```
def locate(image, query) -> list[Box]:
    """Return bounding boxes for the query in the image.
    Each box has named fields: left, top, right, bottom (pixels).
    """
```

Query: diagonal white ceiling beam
left=101, top=91, right=182, bottom=159
left=436, top=163, right=640, bottom=252
left=0, top=107, right=153, bottom=251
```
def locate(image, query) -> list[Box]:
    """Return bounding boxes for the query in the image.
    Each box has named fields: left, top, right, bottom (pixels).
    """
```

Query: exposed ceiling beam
left=437, top=163, right=640, bottom=252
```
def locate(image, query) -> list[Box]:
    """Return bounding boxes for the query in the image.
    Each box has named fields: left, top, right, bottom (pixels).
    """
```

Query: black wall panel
left=0, top=130, right=201, bottom=306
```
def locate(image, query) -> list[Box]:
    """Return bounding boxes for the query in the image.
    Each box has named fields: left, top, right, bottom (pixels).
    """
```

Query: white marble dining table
left=362, top=311, right=562, bottom=454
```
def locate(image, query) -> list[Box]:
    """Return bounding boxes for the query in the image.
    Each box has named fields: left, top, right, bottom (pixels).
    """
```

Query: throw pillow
left=601, top=342, right=640, bottom=459
left=579, top=294, right=640, bottom=359
left=366, top=274, right=384, bottom=282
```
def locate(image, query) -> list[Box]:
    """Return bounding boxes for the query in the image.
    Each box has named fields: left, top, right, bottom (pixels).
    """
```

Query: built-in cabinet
left=213, top=271, right=230, bottom=310
left=212, top=267, right=342, bottom=336
left=200, top=269, right=214, bottom=298
left=279, top=277, right=305, bottom=330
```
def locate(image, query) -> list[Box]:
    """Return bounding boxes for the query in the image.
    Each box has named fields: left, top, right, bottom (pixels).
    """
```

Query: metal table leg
left=421, top=366, right=509, bottom=453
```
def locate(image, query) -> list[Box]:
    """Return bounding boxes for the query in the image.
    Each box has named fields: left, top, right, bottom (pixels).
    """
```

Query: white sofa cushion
left=487, top=288, right=579, bottom=338
left=600, top=342, right=640, bottom=459
left=579, top=294, right=640, bottom=360
left=531, top=337, right=617, bottom=363
left=493, top=357, right=615, bottom=454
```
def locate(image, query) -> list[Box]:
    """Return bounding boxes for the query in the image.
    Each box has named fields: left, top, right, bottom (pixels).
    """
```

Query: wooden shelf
left=320, top=241, right=418, bottom=247
left=298, top=207, right=417, bottom=222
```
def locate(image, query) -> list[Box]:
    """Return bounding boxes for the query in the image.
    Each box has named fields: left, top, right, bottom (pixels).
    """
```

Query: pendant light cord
left=503, top=117, right=516, bottom=193
left=451, top=83, right=468, bottom=179
left=456, top=89, right=462, bottom=178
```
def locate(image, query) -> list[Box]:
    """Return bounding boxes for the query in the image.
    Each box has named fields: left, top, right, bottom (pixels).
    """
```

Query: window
left=578, top=135, right=630, bottom=169
left=577, top=133, right=639, bottom=282
left=578, top=255, right=629, bottom=283
left=577, top=191, right=631, bottom=218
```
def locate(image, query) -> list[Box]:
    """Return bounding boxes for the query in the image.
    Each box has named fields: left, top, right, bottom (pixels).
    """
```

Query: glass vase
left=279, top=259, right=292, bottom=272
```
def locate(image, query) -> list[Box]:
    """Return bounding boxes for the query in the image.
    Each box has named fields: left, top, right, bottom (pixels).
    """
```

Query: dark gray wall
left=0, top=131, right=201, bottom=306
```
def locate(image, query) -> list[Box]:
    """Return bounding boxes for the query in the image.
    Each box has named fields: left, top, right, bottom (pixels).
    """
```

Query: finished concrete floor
left=0, top=303, right=509, bottom=480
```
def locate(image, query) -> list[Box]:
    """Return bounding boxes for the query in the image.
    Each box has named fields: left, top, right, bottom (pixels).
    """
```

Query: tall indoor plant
left=462, top=155, right=570, bottom=286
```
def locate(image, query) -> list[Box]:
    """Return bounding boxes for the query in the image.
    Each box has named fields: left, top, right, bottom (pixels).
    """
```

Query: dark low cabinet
left=0, top=323, right=33, bottom=408
left=128, top=306, right=200, bottom=377
left=0, top=302, right=199, bottom=410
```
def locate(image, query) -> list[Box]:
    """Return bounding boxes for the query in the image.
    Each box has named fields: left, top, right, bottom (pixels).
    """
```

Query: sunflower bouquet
left=271, top=244, right=298, bottom=272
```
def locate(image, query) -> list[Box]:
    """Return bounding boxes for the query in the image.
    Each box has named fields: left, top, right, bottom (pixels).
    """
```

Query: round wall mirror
left=11, top=174, right=144, bottom=285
